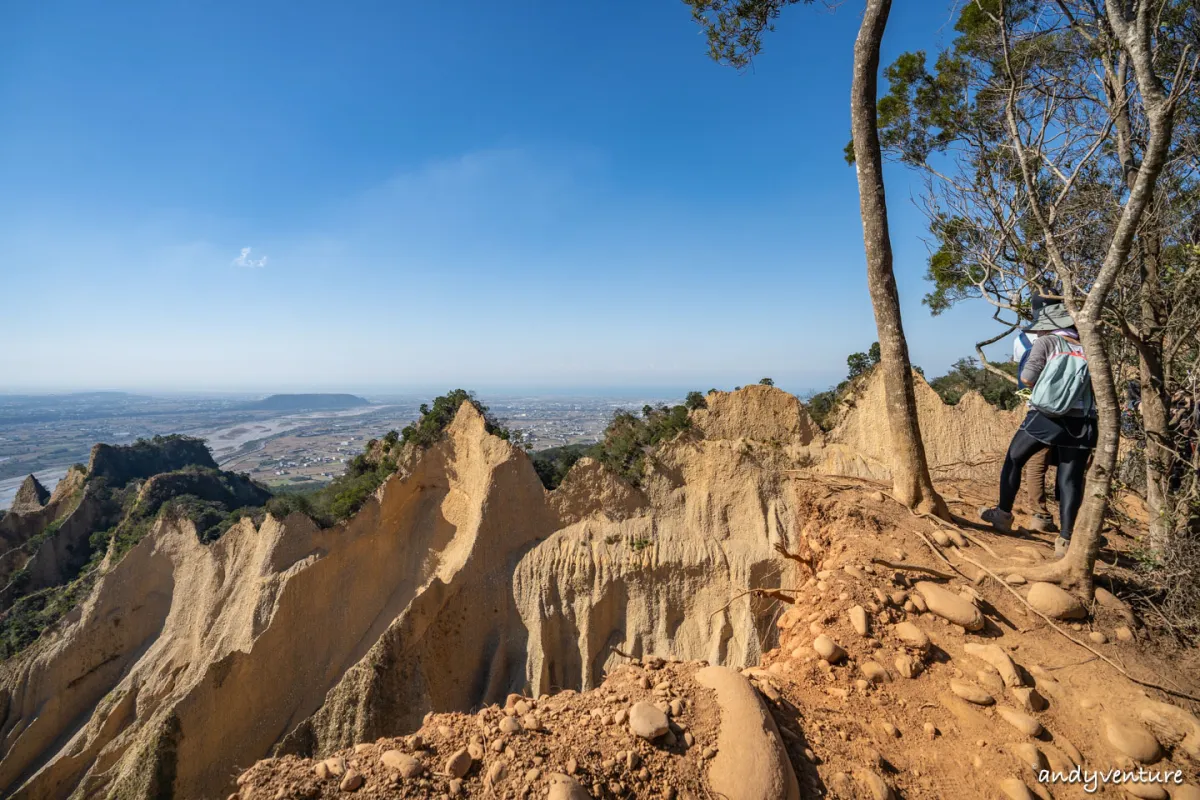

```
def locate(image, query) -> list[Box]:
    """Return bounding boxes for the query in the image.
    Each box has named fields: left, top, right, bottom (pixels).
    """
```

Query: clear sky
left=0, top=1, right=1003, bottom=396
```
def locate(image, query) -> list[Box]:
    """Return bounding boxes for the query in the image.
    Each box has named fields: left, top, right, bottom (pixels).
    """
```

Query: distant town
left=0, top=392, right=677, bottom=508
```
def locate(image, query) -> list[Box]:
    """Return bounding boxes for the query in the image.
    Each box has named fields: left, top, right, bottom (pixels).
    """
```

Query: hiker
left=1012, top=312, right=1058, bottom=534
left=981, top=302, right=1098, bottom=557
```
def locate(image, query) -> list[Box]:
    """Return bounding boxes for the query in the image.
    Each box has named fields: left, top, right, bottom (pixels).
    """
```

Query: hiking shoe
left=979, top=507, right=1014, bottom=532
left=1030, top=512, right=1057, bottom=533
left=1054, top=537, right=1069, bottom=558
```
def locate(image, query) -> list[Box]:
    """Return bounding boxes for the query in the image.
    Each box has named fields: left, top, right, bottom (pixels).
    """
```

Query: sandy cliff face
left=0, top=385, right=1023, bottom=799
left=693, top=384, right=823, bottom=445
left=821, top=368, right=1022, bottom=482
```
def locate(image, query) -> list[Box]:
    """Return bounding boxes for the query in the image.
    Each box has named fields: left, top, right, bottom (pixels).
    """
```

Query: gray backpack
left=1029, top=336, right=1095, bottom=417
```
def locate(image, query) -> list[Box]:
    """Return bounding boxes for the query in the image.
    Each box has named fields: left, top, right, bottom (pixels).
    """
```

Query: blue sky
left=0, top=1, right=1003, bottom=396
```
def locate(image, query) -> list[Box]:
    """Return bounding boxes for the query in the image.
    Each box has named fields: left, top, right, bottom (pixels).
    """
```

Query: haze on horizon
left=1, top=1, right=1006, bottom=395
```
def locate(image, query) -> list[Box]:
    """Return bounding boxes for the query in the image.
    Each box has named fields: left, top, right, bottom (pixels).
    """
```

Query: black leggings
left=998, top=430, right=1090, bottom=540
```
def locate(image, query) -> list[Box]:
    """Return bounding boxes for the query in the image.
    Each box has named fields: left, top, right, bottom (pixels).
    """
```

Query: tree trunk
left=850, top=0, right=949, bottom=519
left=1138, top=232, right=1174, bottom=549
left=1021, top=1, right=1179, bottom=596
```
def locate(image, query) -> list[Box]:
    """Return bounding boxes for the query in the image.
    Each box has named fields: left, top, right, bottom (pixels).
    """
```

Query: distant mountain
left=247, top=394, right=371, bottom=412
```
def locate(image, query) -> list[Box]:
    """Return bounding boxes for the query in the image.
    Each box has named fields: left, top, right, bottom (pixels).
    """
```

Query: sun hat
left=1027, top=300, right=1076, bottom=332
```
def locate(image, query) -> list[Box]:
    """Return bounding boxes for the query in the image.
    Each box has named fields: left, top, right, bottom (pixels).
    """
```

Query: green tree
left=874, top=0, right=1194, bottom=593
left=685, top=391, right=708, bottom=410
left=759, top=377, right=775, bottom=386
left=846, top=352, right=873, bottom=379
left=401, top=390, right=511, bottom=448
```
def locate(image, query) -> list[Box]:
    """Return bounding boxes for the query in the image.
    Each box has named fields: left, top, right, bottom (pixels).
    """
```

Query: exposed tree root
left=772, top=541, right=816, bottom=574
left=868, top=558, right=956, bottom=581
left=909, top=512, right=1200, bottom=704
left=917, top=511, right=1004, bottom=559
left=710, top=587, right=803, bottom=619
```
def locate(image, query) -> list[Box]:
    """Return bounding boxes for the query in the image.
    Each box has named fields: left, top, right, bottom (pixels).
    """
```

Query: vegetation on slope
left=1, top=440, right=271, bottom=660
left=531, top=444, right=591, bottom=490
left=528, top=401, right=699, bottom=492
left=88, top=434, right=217, bottom=486
left=268, top=390, right=515, bottom=526
left=400, top=389, right=512, bottom=448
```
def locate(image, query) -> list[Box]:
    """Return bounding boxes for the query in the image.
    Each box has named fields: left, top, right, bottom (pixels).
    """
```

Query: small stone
left=893, top=621, right=930, bottom=650
left=485, top=760, right=508, bottom=787
left=521, top=713, right=542, bottom=731
left=998, top=777, right=1036, bottom=800
left=314, top=762, right=331, bottom=780
left=1009, top=742, right=1047, bottom=772
left=702, top=746, right=716, bottom=760
left=325, top=757, right=347, bottom=777
left=628, top=702, right=669, bottom=739
left=997, top=706, right=1043, bottom=736
left=879, top=721, right=900, bottom=738
left=963, top=643, right=1023, bottom=688
left=858, top=769, right=894, bottom=800
left=860, top=661, right=890, bottom=683
left=1026, top=582, right=1087, bottom=620
left=923, top=722, right=937, bottom=738
left=949, top=679, right=994, bottom=705
left=915, top=581, right=984, bottom=630
left=1123, top=784, right=1168, bottom=799
left=1104, top=717, right=1162, bottom=763
left=1009, top=687, right=1047, bottom=713
left=499, top=716, right=522, bottom=734
left=1006, top=574, right=1027, bottom=585
left=1093, top=586, right=1130, bottom=613
left=977, top=669, right=1005, bottom=695
left=445, top=748, right=473, bottom=779
left=468, top=742, right=485, bottom=760
left=546, top=774, right=590, bottom=800
left=448, top=778, right=464, bottom=797
left=381, top=750, right=424, bottom=778
left=1116, top=626, right=1134, bottom=641
left=813, top=634, right=846, bottom=663
left=339, top=770, right=364, bottom=792
left=895, top=654, right=920, bottom=679
left=1088, top=631, right=1108, bottom=644
left=849, top=605, right=870, bottom=636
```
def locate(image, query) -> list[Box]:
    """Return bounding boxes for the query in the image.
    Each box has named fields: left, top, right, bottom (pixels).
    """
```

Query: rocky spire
left=10, top=474, right=50, bottom=515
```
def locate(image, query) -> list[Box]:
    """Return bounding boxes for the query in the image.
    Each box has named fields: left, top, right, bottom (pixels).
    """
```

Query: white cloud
left=232, top=246, right=268, bottom=268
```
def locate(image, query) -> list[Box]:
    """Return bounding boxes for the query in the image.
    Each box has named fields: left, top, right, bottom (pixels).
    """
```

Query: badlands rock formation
left=820, top=368, right=1023, bottom=482
left=0, top=385, right=1064, bottom=799
left=0, top=467, right=89, bottom=597
left=9, top=476, right=50, bottom=516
